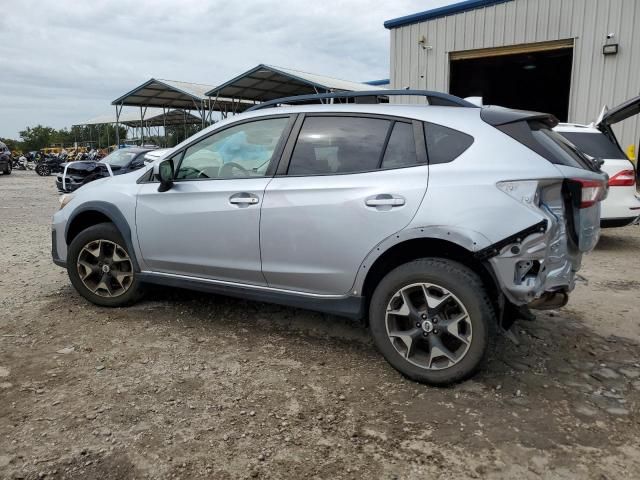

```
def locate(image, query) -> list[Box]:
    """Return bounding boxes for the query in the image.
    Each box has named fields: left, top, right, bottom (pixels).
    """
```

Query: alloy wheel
left=385, top=282, right=473, bottom=370
left=76, top=239, right=134, bottom=297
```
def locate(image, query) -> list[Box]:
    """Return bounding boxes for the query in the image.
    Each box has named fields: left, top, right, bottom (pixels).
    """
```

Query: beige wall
left=390, top=0, right=640, bottom=151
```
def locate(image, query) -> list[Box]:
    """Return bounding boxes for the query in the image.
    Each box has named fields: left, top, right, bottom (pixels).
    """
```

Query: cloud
left=0, top=0, right=451, bottom=138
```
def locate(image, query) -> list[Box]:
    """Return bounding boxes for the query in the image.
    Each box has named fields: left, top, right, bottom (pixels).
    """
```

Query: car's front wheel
left=369, top=258, right=496, bottom=386
left=67, top=223, right=143, bottom=307
left=2, top=162, right=11, bottom=175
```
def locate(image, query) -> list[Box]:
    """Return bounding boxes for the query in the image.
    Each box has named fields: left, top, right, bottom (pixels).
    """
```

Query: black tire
left=369, top=258, right=496, bottom=386
left=36, top=164, right=50, bottom=176
left=2, top=162, right=11, bottom=175
left=67, top=222, right=143, bottom=307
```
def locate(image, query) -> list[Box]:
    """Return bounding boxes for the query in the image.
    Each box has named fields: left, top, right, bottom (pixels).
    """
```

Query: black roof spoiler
left=480, top=106, right=559, bottom=128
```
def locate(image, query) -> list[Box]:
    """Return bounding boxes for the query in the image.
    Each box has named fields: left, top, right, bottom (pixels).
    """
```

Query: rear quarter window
left=423, top=122, right=474, bottom=164
left=497, top=120, right=597, bottom=171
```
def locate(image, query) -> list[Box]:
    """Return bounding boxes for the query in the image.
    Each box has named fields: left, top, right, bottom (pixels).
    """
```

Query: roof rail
left=245, top=89, right=478, bottom=112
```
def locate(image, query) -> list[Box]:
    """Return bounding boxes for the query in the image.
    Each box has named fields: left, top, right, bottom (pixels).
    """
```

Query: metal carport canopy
left=110, top=78, right=251, bottom=145
left=111, top=78, right=248, bottom=112
left=75, top=108, right=203, bottom=127
left=205, top=64, right=378, bottom=102
left=134, top=109, right=203, bottom=127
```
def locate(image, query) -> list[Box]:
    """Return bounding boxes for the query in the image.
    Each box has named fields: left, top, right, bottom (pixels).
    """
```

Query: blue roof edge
left=384, top=0, right=513, bottom=29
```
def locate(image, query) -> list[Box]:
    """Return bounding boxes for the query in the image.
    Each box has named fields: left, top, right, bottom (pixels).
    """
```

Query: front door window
left=176, top=118, right=289, bottom=180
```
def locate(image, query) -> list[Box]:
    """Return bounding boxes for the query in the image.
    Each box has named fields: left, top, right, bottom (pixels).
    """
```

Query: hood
left=74, top=166, right=140, bottom=193
left=595, top=95, right=640, bottom=128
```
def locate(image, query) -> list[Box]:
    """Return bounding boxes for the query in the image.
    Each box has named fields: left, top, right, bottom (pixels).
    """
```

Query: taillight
left=608, top=169, right=636, bottom=187
left=570, top=178, right=607, bottom=208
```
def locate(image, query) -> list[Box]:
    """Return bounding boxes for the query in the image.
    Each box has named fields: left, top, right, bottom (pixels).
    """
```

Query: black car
left=0, top=141, right=12, bottom=175
left=56, top=147, right=153, bottom=192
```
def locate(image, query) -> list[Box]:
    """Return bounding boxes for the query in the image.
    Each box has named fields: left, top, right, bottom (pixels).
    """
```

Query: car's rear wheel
left=67, top=223, right=143, bottom=307
left=369, top=258, right=496, bottom=386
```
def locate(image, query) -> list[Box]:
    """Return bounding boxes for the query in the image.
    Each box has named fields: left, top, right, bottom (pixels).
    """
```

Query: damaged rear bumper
left=478, top=209, right=584, bottom=307
left=476, top=177, right=603, bottom=308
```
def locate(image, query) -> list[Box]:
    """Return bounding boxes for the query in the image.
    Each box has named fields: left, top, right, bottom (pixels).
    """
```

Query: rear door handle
left=365, top=194, right=405, bottom=208
left=229, top=192, right=260, bottom=207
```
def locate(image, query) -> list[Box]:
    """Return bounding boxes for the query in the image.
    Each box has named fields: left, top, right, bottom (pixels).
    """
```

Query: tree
left=13, top=124, right=128, bottom=151
left=98, top=124, right=127, bottom=148
left=0, top=137, right=23, bottom=152
left=164, top=124, right=202, bottom=147
left=19, top=125, right=57, bottom=151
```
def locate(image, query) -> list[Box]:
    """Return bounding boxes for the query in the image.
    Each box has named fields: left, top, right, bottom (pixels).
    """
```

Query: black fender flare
left=351, top=225, right=494, bottom=295
left=65, top=201, right=140, bottom=272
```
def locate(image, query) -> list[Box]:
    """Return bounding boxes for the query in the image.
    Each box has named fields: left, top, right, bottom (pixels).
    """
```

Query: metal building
left=385, top=0, right=640, bottom=150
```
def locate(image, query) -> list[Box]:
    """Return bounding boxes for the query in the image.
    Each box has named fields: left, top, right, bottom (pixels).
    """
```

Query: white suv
left=51, top=91, right=607, bottom=385
left=555, top=95, right=640, bottom=227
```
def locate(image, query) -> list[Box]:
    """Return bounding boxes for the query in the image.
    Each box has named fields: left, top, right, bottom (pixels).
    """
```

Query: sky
left=0, top=0, right=454, bottom=139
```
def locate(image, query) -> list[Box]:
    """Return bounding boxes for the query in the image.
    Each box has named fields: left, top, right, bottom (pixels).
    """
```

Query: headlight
left=59, top=193, right=75, bottom=210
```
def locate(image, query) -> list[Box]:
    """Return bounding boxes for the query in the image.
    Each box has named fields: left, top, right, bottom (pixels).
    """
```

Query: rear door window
left=557, top=131, right=628, bottom=160
left=424, top=122, right=474, bottom=164
left=287, top=116, right=390, bottom=175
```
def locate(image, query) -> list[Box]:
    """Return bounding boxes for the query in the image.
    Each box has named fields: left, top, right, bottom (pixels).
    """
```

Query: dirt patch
left=595, top=279, right=640, bottom=291
left=1, top=171, right=639, bottom=479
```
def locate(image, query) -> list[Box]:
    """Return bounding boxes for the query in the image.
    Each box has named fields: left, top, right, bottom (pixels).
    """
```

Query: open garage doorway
left=449, top=40, right=574, bottom=121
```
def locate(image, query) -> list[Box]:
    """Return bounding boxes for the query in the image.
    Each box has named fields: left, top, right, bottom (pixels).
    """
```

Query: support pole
left=163, top=107, right=167, bottom=147
left=140, top=106, right=145, bottom=145
left=115, top=103, right=123, bottom=149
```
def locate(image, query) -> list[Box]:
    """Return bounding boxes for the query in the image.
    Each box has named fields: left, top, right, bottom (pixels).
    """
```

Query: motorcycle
left=16, top=155, right=35, bottom=170
left=13, top=155, right=36, bottom=170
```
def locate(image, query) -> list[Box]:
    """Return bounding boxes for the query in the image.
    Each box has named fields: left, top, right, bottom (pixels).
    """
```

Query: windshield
left=100, top=149, right=138, bottom=167
left=557, top=131, right=628, bottom=160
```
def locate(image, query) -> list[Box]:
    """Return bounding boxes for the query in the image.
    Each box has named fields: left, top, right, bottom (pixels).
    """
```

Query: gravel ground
left=1, top=170, right=639, bottom=479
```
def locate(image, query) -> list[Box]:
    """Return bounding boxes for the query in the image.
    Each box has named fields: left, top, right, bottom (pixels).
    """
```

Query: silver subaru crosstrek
left=52, top=91, right=607, bottom=385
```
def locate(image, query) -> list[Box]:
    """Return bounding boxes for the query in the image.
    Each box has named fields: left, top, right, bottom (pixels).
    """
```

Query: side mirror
left=154, top=159, right=174, bottom=192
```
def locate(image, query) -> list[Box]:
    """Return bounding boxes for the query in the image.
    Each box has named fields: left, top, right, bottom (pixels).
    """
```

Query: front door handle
left=365, top=194, right=405, bottom=209
left=229, top=192, right=260, bottom=207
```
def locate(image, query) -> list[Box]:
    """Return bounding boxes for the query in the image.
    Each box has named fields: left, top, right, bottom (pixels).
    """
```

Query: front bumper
left=51, top=208, right=71, bottom=268
left=56, top=175, right=83, bottom=193
left=51, top=228, right=67, bottom=268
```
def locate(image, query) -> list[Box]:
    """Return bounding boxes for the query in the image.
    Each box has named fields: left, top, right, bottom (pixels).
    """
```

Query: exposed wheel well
left=66, top=211, right=112, bottom=245
left=361, top=238, right=501, bottom=322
